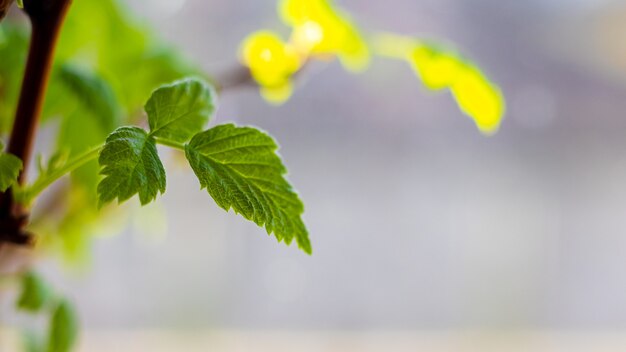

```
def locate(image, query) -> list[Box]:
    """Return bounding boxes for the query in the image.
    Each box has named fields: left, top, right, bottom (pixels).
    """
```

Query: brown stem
left=215, top=60, right=312, bottom=92
left=0, top=0, right=11, bottom=22
left=0, top=0, right=72, bottom=245
left=215, top=65, right=255, bottom=92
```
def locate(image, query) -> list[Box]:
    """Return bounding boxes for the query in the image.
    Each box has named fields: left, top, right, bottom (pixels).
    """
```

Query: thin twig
left=0, top=0, right=73, bottom=245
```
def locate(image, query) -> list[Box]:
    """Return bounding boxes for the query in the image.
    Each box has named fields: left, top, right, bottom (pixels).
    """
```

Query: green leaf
left=56, top=0, right=200, bottom=112
left=0, top=24, right=28, bottom=133
left=55, top=65, right=121, bottom=133
left=47, top=300, right=78, bottom=352
left=185, top=124, right=311, bottom=254
left=17, top=272, right=52, bottom=313
left=97, top=127, right=165, bottom=207
left=0, top=148, right=22, bottom=192
left=146, top=78, right=216, bottom=143
left=22, top=330, right=43, bottom=352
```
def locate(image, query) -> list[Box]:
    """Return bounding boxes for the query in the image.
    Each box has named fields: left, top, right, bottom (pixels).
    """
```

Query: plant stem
left=215, top=65, right=254, bottom=92
left=21, top=145, right=102, bottom=203
left=0, top=0, right=73, bottom=245
left=154, top=137, right=186, bottom=151
left=22, top=137, right=188, bottom=203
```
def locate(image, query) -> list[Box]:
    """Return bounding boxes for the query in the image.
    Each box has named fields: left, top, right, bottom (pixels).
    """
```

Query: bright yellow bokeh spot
left=240, top=5, right=504, bottom=132
left=405, top=42, right=504, bottom=134
left=410, top=45, right=463, bottom=90
left=240, top=0, right=371, bottom=103
left=372, top=32, right=505, bottom=134
left=261, top=82, right=295, bottom=105
left=451, top=65, right=504, bottom=135
left=280, top=0, right=370, bottom=72
left=240, top=31, right=302, bottom=104
left=291, top=21, right=325, bottom=49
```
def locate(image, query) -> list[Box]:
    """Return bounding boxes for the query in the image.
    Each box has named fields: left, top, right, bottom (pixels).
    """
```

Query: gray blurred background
left=43, top=0, right=626, bottom=333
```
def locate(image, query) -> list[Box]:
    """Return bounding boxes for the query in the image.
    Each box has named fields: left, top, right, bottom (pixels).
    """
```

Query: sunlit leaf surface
left=185, top=124, right=312, bottom=254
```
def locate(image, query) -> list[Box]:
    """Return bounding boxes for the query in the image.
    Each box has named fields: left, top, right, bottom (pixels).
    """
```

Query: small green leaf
left=0, top=150, right=22, bottom=192
left=37, top=151, right=70, bottom=177
left=145, top=78, right=216, bottom=143
left=17, top=272, right=52, bottom=313
left=185, top=124, right=311, bottom=254
left=97, top=127, right=165, bottom=207
left=47, top=300, right=78, bottom=352
left=22, top=330, right=43, bottom=352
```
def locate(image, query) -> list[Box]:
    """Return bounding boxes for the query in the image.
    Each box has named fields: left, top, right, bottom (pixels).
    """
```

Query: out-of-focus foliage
left=15, top=272, right=78, bottom=352
left=55, top=0, right=199, bottom=114
left=46, top=300, right=78, bottom=352
left=449, top=66, right=504, bottom=134
left=240, top=0, right=369, bottom=104
left=0, top=139, right=22, bottom=191
left=280, top=0, right=369, bottom=71
left=0, top=24, right=28, bottom=132
left=238, top=1, right=504, bottom=135
left=241, top=31, right=301, bottom=103
left=375, top=33, right=505, bottom=134
left=17, top=272, right=52, bottom=312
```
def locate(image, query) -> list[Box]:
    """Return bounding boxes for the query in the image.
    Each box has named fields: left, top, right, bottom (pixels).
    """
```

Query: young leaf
left=0, top=146, right=22, bottom=192
left=47, top=300, right=78, bottom=352
left=185, top=124, right=311, bottom=254
left=17, top=272, right=52, bottom=313
left=97, top=127, right=166, bottom=207
left=145, top=78, right=216, bottom=143
left=407, top=42, right=505, bottom=134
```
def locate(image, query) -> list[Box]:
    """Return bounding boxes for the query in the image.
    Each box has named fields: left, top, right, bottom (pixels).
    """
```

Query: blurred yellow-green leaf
left=375, top=33, right=505, bottom=134
left=450, top=65, right=504, bottom=135
left=17, top=272, right=52, bottom=313
left=46, top=300, right=78, bottom=352
left=279, top=0, right=370, bottom=71
left=240, top=30, right=301, bottom=104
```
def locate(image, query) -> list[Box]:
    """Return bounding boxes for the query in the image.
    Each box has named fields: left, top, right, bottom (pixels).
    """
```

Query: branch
left=215, top=60, right=312, bottom=93
left=0, top=0, right=11, bottom=22
left=214, top=65, right=255, bottom=92
left=19, top=145, right=102, bottom=204
left=0, top=0, right=73, bottom=245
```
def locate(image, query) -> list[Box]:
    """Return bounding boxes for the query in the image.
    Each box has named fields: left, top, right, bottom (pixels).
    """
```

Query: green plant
left=0, top=0, right=505, bottom=350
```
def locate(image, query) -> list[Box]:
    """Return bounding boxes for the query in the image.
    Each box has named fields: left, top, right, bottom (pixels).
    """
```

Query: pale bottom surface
left=3, top=330, right=626, bottom=352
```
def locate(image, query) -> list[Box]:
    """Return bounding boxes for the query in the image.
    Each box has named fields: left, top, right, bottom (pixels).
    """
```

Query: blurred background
left=9, top=0, right=626, bottom=350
